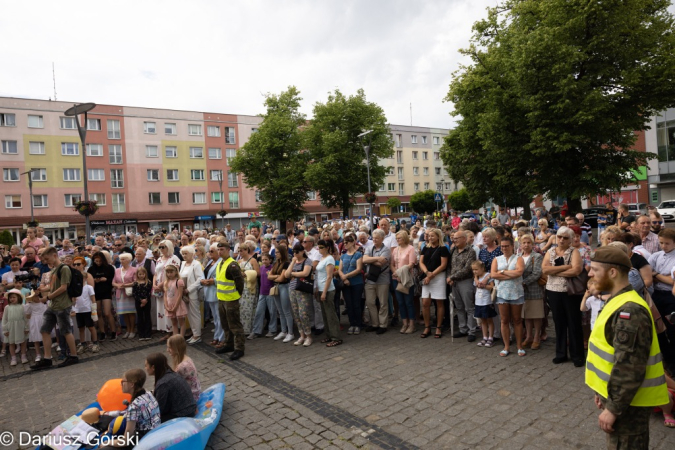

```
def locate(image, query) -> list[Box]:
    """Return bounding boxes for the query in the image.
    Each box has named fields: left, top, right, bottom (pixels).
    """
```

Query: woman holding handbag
left=285, top=243, right=314, bottom=347
left=519, top=234, right=544, bottom=350
left=237, top=242, right=259, bottom=335
left=179, top=246, right=205, bottom=344
left=112, top=253, right=137, bottom=339
left=541, top=226, right=584, bottom=367
left=268, top=244, right=295, bottom=343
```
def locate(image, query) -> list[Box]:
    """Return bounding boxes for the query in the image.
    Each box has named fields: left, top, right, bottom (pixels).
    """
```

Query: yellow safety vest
left=216, top=257, right=240, bottom=302
left=585, top=289, right=668, bottom=407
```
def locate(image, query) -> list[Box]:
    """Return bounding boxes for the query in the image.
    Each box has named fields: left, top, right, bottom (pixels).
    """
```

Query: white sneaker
left=35, top=355, right=42, bottom=362
left=303, top=337, right=313, bottom=347
left=265, top=331, right=276, bottom=338
left=293, top=336, right=305, bottom=346
left=21, top=354, right=28, bottom=364
left=10, top=356, right=17, bottom=366
left=122, top=332, right=130, bottom=339
left=128, top=333, right=136, bottom=339
left=282, top=334, right=294, bottom=343
left=274, top=332, right=286, bottom=341
left=247, top=332, right=258, bottom=340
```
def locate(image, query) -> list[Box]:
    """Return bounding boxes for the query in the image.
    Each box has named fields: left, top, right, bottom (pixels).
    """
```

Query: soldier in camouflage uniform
left=586, top=247, right=669, bottom=450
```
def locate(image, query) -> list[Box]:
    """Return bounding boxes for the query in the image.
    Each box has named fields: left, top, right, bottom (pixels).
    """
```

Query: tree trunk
left=520, top=196, right=532, bottom=221
left=568, top=197, right=583, bottom=216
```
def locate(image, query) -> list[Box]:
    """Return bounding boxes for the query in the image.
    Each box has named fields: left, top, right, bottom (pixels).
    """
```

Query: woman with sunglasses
left=491, top=236, right=525, bottom=356
left=113, top=253, right=138, bottom=339
left=542, top=226, right=584, bottom=366
left=88, top=251, right=116, bottom=341
left=154, top=240, right=181, bottom=340
left=317, top=239, right=342, bottom=347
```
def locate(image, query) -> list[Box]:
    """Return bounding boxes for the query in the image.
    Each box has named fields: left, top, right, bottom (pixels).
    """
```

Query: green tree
left=386, top=197, right=401, bottom=212
left=442, top=0, right=675, bottom=215
left=446, top=188, right=476, bottom=213
left=229, top=86, right=310, bottom=231
left=0, top=230, right=14, bottom=248
left=410, top=190, right=437, bottom=214
left=304, top=89, right=393, bottom=218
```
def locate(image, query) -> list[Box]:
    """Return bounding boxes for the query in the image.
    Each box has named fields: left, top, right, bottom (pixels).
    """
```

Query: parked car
left=581, top=207, right=608, bottom=228
left=625, top=202, right=648, bottom=216
left=657, top=200, right=675, bottom=221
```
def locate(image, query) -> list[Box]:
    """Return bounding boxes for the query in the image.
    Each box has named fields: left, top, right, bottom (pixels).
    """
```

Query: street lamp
left=358, top=130, right=374, bottom=235
left=20, top=168, right=40, bottom=224
left=440, top=178, right=445, bottom=213
left=217, top=171, right=225, bottom=229
left=64, top=102, right=96, bottom=244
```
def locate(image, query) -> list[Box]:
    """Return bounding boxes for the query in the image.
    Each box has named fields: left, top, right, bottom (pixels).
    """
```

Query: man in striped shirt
left=636, top=214, right=661, bottom=255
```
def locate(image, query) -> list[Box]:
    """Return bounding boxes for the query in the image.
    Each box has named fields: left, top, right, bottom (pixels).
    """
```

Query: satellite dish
left=64, top=103, right=96, bottom=116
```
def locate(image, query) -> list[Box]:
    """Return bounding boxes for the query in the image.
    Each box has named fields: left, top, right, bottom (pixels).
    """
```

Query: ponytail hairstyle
left=124, top=368, right=147, bottom=401
left=146, top=352, right=172, bottom=389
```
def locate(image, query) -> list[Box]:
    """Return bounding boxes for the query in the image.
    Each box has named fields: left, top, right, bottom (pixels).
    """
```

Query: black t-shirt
left=620, top=214, right=636, bottom=227
left=421, top=245, right=450, bottom=272
left=605, top=209, right=617, bottom=225
left=630, top=253, right=649, bottom=271
left=88, top=263, right=115, bottom=300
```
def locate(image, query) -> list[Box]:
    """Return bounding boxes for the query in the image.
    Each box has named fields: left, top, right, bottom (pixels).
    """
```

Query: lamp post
left=64, top=103, right=96, bottom=245
left=358, top=130, right=374, bottom=235
left=440, top=178, right=445, bottom=213
left=217, top=171, right=225, bottom=229
left=20, top=168, right=40, bottom=225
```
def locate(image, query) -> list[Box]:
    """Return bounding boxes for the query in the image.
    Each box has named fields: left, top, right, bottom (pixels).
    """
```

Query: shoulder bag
left=294, top=262, right=314, bottom=294
left=565, top=250, right=588, bottom=296
left=366, top=247, right=389, bottom=282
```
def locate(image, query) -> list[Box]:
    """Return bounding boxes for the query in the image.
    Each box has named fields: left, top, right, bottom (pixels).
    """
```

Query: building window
left=167, top=169, right=179, bottom=181
left=165, top=146, right=177, bottom=158
left=31, top=168, right=47, bottom=182
left=165, top=123, right=177, bottom=135
left=87, top=118, right=101, bottom=131
left=435, top=168, right=441, bottom=175
left=89, top=193, right=106, bottom=205
left=193, top=192, right=206, bottom=204
left=189, top=147, right=203, bottom=158
left=210, top=170, right=223, bottom=181
left=2, top=140, right=18, bottom=154
left=423, top=151, right=428, bottom=160
left=64, top=194, right=82, bottom=207
left=107, top=119, right=121, bottom=139
left=413, top=183, right=419, bottom=192
left=211, top=192, right=223, bottom=203
left=63, top=168, right=81, bottom=182
left=445, top=182, right=452, bottom=191
left=146, top=145, right=158, bottom=157
left=226, top=148, right=236, bottom=164
left=191, top=169, right=205, bottom=181
left=112, top=193, right=125, bottom=213
left=387, top=183, right=395, bottom=191
left=144, top=121, right=156, bottom=134
left=396, top=134, right=402, bottom=147
left=412, top=151, right=418, bottom=160
left=424, top=182, right=430, bottom=190
left=433, top=136, right=440, bottom=145
left=307, top=191, right=316, bottom=200
left=423, top=167, right=429, bottom=175
left=422, top=136, right=427, bottom=144
left=88, top=169, right=105, bottom=181
left=398, top=167, right=404, bottom=180
left=207, top=126, right=220, bottom=137
left=399, top=183, right=405, bottom=195
left=28, top=115, right=43, bottom=128
left=396, top=151, right=403, bottom=164
left=5, top=195, right=21, bottom=209
left=229, top=192, right=239, bottom=209
left=148, top=193, right=161, bottom=205
left=434, top=152, right=440, bottom=160
left=147, top=169, right=160, bottom=181
left=411, top=135, right=417, bottom=144
left=387, top=167, right=394, bottom=175
left=208, top=148, right=222, bottom=159
left=29, top=141, right=45, bottom=155
left=225, top=127, right=236, bottom=144
left=3, top=168, right=19, bottom=181
left=86, top=144, right=103, bottom=156
left=61, top=142, right=79, bottom=156
left=111, top=169, right=124, bottom=188
left=227, top=171, right=238, bottom=187
left=413, top=167, right=419, bottom=176
left=255, top=191, right=262, bottom=202
left=0, top=113, right=16, bottom=126
left=109, top=145, right=123, bottom=164
left=60, top=117, right=76, bottom=129
left=32, top=194, right=48, bottom=208
left=168, top=192, right=180, bottom=204
left=436, top=183, right=443, bottom=191
left=188, top=124, right=202, bottom=136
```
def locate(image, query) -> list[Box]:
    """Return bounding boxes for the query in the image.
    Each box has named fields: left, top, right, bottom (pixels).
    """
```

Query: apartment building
left=0, top=97, right=453, bottom=241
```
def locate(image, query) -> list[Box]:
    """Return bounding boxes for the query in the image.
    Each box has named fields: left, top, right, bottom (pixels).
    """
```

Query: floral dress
left=154, top=255, right=180, bottom=332
left=239, top=258, right=258, bottom=334
left=164, top=279, right=187, bottom=319
left=176, top=357, right=201, bottom=402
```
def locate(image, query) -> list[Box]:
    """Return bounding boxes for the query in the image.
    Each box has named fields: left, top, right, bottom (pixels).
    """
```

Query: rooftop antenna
left=52, top=62, right=57, bottom=101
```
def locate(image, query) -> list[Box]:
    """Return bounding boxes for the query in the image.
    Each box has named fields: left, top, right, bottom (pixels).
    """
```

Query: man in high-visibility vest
left=214, top=241, right=246, bottom=360
left=587, top=247, right=669, bottom=449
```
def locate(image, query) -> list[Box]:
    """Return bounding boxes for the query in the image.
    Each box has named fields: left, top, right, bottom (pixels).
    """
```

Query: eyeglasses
left=158, top=246, right=166, bottom=249
left=318, top=246, right=326, bottom=250
left=120, top=379, right=131, bottom=385
left=73, top=263, right=82, bottom=267
left=652, top=221, right=661, bottom=224
left=557, top=236, right=569, bottom=240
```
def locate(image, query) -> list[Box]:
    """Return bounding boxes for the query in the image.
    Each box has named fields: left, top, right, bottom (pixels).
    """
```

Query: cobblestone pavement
left=1, top=318, right=674, bottom=450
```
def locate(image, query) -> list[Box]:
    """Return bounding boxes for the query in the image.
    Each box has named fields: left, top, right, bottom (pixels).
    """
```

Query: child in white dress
left=2, top=289, right=29, bottom=365
left=24, top=290, right=47, bottom=361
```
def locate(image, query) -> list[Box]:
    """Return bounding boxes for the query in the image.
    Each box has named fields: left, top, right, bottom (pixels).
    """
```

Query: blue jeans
left=252, top=294, right=278, bottom=335
left=274, top=284, right=294, bottom=335
left=393, top=279, right=415, bottom=320
left=206, top=301, right=224, bottom=342
left=342, top=282, right=364, bottom=327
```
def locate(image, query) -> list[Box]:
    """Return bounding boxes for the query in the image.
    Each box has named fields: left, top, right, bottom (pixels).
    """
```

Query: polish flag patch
left=619, top=312, right=631, bottom=320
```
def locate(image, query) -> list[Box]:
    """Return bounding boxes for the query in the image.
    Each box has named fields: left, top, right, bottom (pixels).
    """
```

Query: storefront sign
left=194, top=215, right=216, bottom=221
left=90, top=219, right=138, bottom=226
left=23, top=222, right=69, bottom=229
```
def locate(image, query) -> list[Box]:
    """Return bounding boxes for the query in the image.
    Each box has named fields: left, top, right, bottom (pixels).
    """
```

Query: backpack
left=59, top=264, right=84, bottom=299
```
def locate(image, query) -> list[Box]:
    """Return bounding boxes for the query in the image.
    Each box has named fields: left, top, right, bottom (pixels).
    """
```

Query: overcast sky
left=1, top=0, right=498, bottom=129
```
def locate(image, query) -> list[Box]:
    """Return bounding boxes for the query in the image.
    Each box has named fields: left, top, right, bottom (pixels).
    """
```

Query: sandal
left=499, top=349, right=510, bottom=357
left=518, top=349, right=526, bottom=357
left=326, top=340, right=343, bottom=347
left=420, top=328, right=431, bottom=338
left=531, top=341, right=541, bottom=350
left=665, top=414, right=675, bottom=428
left=477, top=338, right=487, bottom=347
left=210, top=340, right=219, bottom=346
left=434, top=329, right=443, bottom=339
left=321, top=338, right=332, bottom=344
left=485, top=338, right=494, bottom=348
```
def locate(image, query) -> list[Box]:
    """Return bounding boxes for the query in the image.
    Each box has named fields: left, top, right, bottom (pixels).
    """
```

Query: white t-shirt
left=585, top=296, right=604, bottom=330
left=1, top=270, right=27, bottom=285
left=74, top=284, right=95, bottom=313
left=316, top=256, right=336, bottom=292
left=474, top=274, right=493, bottom=306
left=474, top=232, right=484, bottom=248
left=383, top=231, right=398, bottom=249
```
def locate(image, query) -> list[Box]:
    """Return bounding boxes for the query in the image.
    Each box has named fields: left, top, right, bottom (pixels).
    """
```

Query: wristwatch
left=500, top=270, right=505, bottom=274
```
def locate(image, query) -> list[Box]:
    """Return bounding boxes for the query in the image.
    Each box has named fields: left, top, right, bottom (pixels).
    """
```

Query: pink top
left=21, top=238, right=44, bottom=253
left=391, top=244, right=417, bottom=280
left=113, top=265, right=137, bottom=297
left=176, top=357, right=201, bottom=402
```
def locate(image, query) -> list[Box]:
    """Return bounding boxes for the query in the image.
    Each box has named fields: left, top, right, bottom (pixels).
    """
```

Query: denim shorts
left=496, top=296, right=525, bottom=305
left=40, top=307, right=73, bottom=335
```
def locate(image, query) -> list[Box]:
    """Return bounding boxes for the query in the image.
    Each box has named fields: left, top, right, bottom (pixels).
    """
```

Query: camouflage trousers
left=218, top=300, right=245, bottom=351
left=605, top=405, right=651, bottom=450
